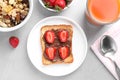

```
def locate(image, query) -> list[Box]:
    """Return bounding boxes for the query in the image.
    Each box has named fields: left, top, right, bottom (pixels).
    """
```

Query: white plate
left=27, top=16, right=88, bottom=76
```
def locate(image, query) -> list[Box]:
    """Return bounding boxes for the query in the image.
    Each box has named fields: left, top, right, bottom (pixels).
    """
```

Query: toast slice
left=40, top=24, right=73, bottom=65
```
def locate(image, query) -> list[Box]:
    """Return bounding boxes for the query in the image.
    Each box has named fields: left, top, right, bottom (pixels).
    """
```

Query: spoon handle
left=114, top=61, right=120, bottom=80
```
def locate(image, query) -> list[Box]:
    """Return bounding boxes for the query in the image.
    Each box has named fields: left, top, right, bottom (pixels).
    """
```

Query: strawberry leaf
left=55, top=5, right=62, bottom=12
left=65, top=0, right=71, bottom=5
left=45, top=2, right=50, bottom=8
left=66, top=0, right=70, bottom=2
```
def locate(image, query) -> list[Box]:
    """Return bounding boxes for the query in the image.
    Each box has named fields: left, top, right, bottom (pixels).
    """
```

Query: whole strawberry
left=9, top=36, right=19, bottom=48
left=44, top=0, right=56, bottom=7
left=54, top=0, right=66, bottom=10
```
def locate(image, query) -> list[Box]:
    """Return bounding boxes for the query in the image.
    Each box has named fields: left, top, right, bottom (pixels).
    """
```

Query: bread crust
left=40, top=25, right=73, bottom=65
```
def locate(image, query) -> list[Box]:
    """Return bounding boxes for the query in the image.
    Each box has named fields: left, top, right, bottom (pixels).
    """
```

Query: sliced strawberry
left=45, top=47, right=56, bottom=60
left=54, top=0, right=66, bottom=9
left=58, top=30, right=68, bottom=42
left=45, top=30, right=55, bottom=43
left=59, top=46, right=69, bottom=60
left=44, top=0, right=56, bottom=7
left=9, top=36, right=19, bottom=48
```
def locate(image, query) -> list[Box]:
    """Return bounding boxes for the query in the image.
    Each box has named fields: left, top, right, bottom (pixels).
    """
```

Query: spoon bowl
left=100, top=35, right=117, bottom=58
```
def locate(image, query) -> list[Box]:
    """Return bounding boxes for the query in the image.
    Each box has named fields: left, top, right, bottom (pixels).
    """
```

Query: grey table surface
left=0, top=0, right=118, bottom=80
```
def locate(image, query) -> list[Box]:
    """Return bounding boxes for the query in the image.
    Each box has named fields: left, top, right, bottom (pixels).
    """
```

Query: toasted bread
left=40, top=25, right=73, bottom=65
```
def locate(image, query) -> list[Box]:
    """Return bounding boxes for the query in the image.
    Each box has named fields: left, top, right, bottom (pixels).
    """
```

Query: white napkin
left=91, top=25, right=120, bottom=80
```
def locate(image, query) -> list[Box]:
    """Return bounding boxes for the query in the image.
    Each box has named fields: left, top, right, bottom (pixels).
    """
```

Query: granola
left=0, top=0, right=29, bottom=28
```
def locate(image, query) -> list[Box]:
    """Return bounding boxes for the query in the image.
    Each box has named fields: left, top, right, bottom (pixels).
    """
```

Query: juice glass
left=86, top=0, right=120, bottom=26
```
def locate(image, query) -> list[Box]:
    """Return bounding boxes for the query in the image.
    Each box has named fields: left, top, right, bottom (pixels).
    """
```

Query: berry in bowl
left=39, top=0, right=73, bottom=12
left=0, top=0, right=33, bottom=32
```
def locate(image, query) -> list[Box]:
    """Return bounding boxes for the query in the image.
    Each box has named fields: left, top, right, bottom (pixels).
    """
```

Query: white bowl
left=39, top=0, right=73, bottom=12
left=0, top=0, right=33, bottom=32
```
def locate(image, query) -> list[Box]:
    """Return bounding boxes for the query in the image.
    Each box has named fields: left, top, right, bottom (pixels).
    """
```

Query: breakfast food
left=0, top=0, right=29, bottom=28
left=9, top=36, right=19, bottom=48
left=41, top=25, right=73, bottom=65
left=42, top=0, right=72, bottom=11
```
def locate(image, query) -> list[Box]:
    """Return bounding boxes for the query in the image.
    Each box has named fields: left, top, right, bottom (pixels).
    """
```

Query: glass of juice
left=86, top=0, right=120, bottom=26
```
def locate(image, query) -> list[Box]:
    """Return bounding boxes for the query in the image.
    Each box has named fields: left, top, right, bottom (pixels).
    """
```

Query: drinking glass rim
left=86, top=0, right=120, bottom=25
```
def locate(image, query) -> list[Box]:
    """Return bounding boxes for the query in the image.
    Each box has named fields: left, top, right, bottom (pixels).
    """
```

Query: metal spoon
left=100, top=35, right=120, bottom=78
